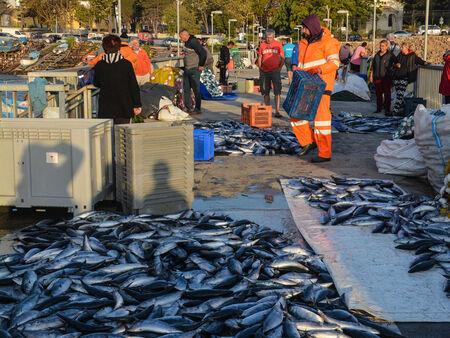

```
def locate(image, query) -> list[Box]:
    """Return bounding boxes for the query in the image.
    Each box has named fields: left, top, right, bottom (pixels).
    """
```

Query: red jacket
left=135, top=48, right=151, bottom=76
left=439, top=52, right=450, bottom=96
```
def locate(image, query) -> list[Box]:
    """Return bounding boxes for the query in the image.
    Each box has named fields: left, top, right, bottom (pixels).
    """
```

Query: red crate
left=241, top=103, right=272, bottom=128
left=253, top=85, right=260, bottom=93
left=221, top=85, right=232, bottom=93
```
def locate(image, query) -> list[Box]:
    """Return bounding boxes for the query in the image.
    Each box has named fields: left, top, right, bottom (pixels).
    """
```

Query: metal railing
left=416, top=64, right=445, bottom=109
left=0, top=83, right=66, bottom=118
left=27, top=71, right=79, bottom=90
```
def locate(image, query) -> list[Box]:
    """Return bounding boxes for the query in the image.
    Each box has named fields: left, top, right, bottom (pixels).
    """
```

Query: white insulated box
left=115, top=121, right=194, bottom=215
left=0, top=118, right=114, bottom=214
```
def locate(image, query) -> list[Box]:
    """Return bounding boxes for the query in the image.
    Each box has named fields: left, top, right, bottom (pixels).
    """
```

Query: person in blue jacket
left=283, top=38, right=296, bottom=84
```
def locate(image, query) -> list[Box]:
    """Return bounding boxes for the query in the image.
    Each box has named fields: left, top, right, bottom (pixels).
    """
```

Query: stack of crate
left=115, top=122, right=194, bottom=215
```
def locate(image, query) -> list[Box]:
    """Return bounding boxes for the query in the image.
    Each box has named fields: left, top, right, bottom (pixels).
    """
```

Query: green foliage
left=273, top=0, right=373, bottom=34
left=163, top=2, right=200, bottom=34
left=66, top=36, right=76, bottom=48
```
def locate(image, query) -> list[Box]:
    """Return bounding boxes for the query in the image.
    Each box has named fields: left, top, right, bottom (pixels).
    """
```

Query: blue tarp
left=28, top=77, right=48, bottom=117
left=200, top=82, right=238, bottom=101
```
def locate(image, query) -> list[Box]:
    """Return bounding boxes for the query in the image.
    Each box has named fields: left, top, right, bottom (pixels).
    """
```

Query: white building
left=365, top=0, right=404, bottom=34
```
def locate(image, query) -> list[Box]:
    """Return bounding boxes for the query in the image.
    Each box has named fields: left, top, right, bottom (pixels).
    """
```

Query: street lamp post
left=117, top=0, right=122, bottom=35
left=211, top=10, right=222, bottom=52
left=323, top=19, right=332, bottom=34
left=294, top=27, right=300, bottom=43
left=228, top=19, right=237, bottom=41
left=372, top=0, right=376, bottom=56
left=176, top=0, right=180, bottom=56
left=337, top=10, right=349, bottom=42
left=424, top=0, right=430, bottom=60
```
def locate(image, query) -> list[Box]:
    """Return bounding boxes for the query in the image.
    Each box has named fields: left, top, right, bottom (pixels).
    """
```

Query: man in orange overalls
left=291, top=14, right=340, bottom=162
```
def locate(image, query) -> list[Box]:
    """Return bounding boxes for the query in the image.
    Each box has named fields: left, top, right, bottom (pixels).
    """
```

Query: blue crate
left=283, top=70, right=326, bottom=121
left=194, top=129, right=214, bottom=161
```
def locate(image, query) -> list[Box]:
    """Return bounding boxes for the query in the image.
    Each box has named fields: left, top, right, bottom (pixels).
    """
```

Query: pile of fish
left=334, top=113, right=403, bottom=133
left=288, top=176, right=450, bottom=296
left=0, top=210, right=405, bottom=337
left=194, top=121, right=303, bottom=156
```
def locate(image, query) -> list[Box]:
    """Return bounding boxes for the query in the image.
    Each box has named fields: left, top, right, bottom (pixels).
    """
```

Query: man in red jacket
left=131, top=38, right=152, bottom=85
left=439, top=49, right=450, bottom=104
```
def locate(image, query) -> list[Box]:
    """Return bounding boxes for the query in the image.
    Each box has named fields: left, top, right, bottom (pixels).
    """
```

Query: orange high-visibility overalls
left=290, top=28, right=340, bottom=158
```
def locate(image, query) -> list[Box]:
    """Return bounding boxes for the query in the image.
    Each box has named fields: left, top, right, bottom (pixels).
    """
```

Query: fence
left=415, top=64, right=444, bottom=110
left=0, top=83, right=66, bottom=118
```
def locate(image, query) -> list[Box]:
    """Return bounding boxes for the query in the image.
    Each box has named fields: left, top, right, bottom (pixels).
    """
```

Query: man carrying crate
left=291, top=14, right=340, bottom=162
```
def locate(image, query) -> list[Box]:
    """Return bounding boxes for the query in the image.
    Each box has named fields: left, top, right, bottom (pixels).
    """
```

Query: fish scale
left=0, top=211, right=406, bottom=337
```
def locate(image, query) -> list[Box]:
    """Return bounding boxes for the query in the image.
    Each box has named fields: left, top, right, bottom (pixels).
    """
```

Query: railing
left=0, top=83, right=66, bottom=118
left=416, top=64, right=444, bottom=109
left=28, top=71, right=79, bottom=90
left=151, top=57, right=183, bottom=70
left=66, top=85, right=100, bottom=118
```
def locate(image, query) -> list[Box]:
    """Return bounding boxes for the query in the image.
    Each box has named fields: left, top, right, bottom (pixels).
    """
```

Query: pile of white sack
left=375, top=104, right=450, bottom=192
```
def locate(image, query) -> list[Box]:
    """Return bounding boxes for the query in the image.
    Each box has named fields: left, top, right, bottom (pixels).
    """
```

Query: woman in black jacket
left=370, top=40, right=394, bottom=116
left=391, top=42, right=427, bottom=116
left=94, top=35, right=141, bottom=124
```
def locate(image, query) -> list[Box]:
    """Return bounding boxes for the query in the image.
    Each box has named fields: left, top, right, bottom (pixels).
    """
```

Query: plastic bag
left=157, top=97, right=190, bottom=121
left=374, top=138, right=426, bottom=176
left=333, top=70, right=371, bottom=101
left=414, top=104, right=450, bottom=191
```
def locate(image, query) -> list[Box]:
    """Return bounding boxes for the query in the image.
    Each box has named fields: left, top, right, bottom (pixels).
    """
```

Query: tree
left=163, top=1, right=200, bottom=34
left=273, top=0, right=373, bottom=34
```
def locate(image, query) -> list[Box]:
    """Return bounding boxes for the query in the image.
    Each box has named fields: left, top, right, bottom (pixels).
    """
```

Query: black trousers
left=445, top=96, right=450, bottom=104
left=219, top=65, right=228, bottom=85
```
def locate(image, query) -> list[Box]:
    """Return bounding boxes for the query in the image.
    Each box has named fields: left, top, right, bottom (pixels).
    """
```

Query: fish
left=290, top=176, right=449, bottom=296
left=0, top=210, right=395, bottom=337
left=194, top=120, right=303, bottom=156
left=335, top=113, right=403, bottom=134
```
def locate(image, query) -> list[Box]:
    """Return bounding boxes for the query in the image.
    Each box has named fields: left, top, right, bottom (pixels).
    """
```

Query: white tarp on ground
left=280, top=179, right=450, bottom=322
left=333, top=70, right=371, bottom=101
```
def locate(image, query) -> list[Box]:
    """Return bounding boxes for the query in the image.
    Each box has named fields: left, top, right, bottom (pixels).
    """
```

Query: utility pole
left=176, top=0, right=180, bottom=56
left=372, top=0, right=376, bottom=57
left=424, top=0, right=430, bottom=60
left=117, top=0, right=122, bottom=35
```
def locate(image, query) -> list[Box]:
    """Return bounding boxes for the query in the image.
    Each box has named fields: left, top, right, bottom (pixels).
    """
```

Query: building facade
left=365, top=0, right=404, bottom=34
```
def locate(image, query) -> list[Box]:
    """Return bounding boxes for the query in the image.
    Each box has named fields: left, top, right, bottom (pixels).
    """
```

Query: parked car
left=0, top=28, right=27, bottom=42
left=88, top=36, right=103, bottom=44
left=44, top=34, right=62, bottom=43
left=348, top=34, right=362, bottom=41
left=29, top=33, right=46, bottom=42
left=388, top=30, right=413, bottom=38
left=417, top=25, right=442, bottom=35
left=162, top=37, right=180, bottom=47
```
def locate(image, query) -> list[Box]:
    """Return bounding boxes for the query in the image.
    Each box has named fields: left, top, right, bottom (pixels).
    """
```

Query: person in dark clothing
left=370, top=40, right=395, bottom=115
left=198, top=38, right=214, bottom=72
left=339, top=43, right=352, bottom=82
left=219, top=41, right=234, bottom=85
left=93, top=34, right=141, bottom=124
left=180, top=29, right=207, bottom=115
left=392, top=42, right=428, bottom=116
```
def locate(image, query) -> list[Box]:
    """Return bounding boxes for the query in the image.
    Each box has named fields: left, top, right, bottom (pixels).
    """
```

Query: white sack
left=414, top=104, right=450, bottom=191
left=374, top=138, right=426, bottom=176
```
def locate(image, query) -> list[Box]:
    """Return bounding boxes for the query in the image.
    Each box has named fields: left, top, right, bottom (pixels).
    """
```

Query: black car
left=348, top=34, right=362, bottom=41
left=45, top=34, right=62, bottom=43
left=30, top=33, right=46, bottom=42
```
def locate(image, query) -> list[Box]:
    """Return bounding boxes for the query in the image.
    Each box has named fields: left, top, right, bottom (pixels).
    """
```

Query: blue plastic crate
left=194, top=129, right=214, bottom=161
left=283, top=70, right=326, bottom=121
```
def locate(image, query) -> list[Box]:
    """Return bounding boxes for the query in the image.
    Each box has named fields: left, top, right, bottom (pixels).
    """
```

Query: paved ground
left=0, top=68, right=446, bottom=337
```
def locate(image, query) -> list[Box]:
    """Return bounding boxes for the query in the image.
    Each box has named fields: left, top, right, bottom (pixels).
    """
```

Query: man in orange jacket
left=130, top=37, right=151, bottom=85
left=291, top=14, right=340, bottom=163
left=89, top=37, right=138, bottom=72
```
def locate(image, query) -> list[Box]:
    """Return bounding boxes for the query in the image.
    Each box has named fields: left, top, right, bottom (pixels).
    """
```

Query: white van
left=1, top=27, right=27, bottom=41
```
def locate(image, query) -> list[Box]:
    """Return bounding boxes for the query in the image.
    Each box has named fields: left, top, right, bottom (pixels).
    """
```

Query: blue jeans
left=183, top=67, right=201, bottom=110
